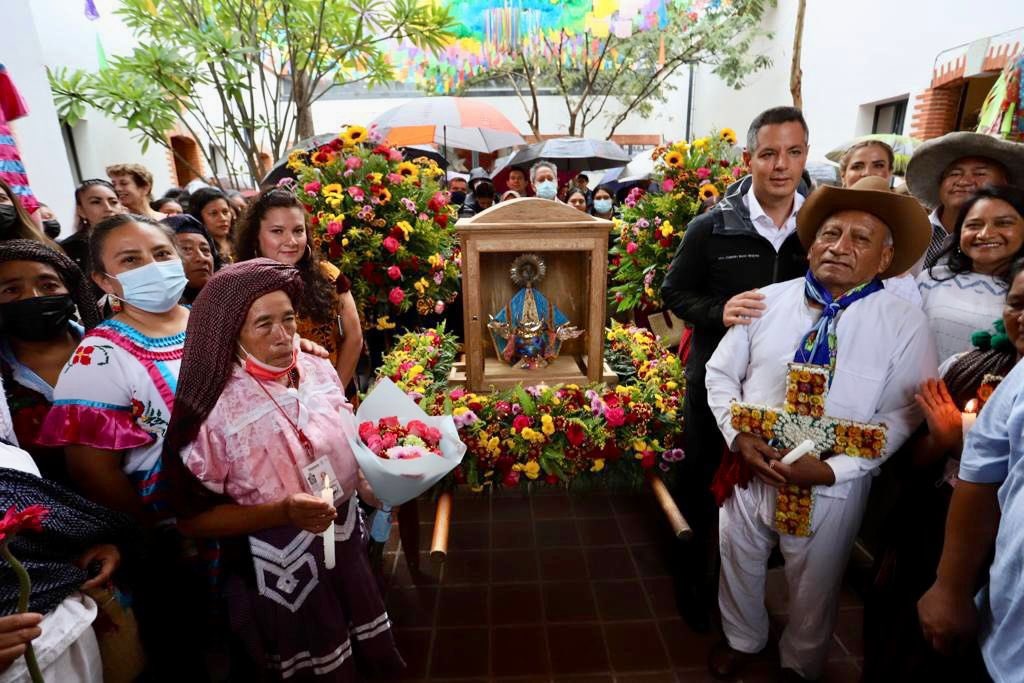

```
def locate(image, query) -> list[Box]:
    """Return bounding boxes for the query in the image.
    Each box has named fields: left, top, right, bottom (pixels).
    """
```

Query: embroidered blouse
left=181, top=353, right=360, bottom=507
left=38, top=319, right=184, bottom=512
left=917, top=263, right=1008, bottom=364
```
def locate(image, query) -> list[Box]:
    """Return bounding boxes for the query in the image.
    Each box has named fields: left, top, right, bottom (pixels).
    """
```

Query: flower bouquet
left=609, top=129, right=748, bottom=313
left=289, top=124, right=462, bottom=331
left=348, top=378, right=466, bottom=506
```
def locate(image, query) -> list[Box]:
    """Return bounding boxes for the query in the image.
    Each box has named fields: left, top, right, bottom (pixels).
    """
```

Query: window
left=61, top=123, right=82, bottom=186
left=872, top=99, right=908, bottom=135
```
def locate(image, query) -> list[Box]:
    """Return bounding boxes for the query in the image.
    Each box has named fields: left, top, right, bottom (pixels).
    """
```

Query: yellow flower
left=720, top=127, right=738, bottom=145
left=659, top=224, right=673, bottom=238
left=663, top=150, right=685, bottom=168
left=428, top=253, right=444, bottom=268
left=590, top=458, right=605, bottom=473
left=396, top=221, right=414, bottom=240
left=453, top=406, right=469, bottom=416
left=645, top=287, right=656, bottom=298
left=414, top=277, right=430, bottom=295
left=672, top=140, right=690, bottom=153
left=408, top=364, right=424, bottom=378
left=375, top=315, right=396, bottom=330
left=541, top=414, right=555, bottom=436
left=666, top=381, right=678, bottom=390
left=692, top=137, right=709, bottom=150
left=699, top=184, right=720, bottom=201
left=341, top=238, right=349, bottom=247
left=367, top=172, right=383, bottom=185
left=395, top=161, right=419, bottom=181
left=341, top=125, right=368, bottom=147
left=633, top=439, right=648, bottom=452
left=523, top=461, right=541, bottom=480
left=322, top=183, right=343, bottom=197
left=376, top=187, right=391, bottom=203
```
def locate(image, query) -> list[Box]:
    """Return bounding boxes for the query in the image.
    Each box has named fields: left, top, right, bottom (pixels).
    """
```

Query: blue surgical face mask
left=107, top=260, right=187, bottom=313
left=593, top=198, right=613, bottom=214
left=536, top=180, right=557, bottom=200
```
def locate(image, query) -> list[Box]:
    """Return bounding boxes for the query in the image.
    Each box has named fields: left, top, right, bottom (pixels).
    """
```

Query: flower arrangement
left=609, top=129, right=747, bottom=313
left=375, top=322, right=460, bottom=399
left=375, top=323, right=686, bottom=491
left=0, top=505, right=49, bottom=683
left=358, top=417, right=443, bottom=460
left=290, top=124, right=462, bottom=330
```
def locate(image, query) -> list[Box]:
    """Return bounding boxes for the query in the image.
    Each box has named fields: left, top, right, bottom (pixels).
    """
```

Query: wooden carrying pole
left=429, top=492, right=453, bottom=562
left=647, top=473, right=693, bottom=541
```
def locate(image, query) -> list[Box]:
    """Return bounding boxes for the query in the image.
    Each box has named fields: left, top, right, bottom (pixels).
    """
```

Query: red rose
left=545, top=474, right=559, bottom=485
left=503, top=469, right=521, bottom=487
left=383, top=236, right=400, bottom=253
left=512, top=415, right=532, bottom=431
left=434, top=213, right=448, bottom=227
left=604, top=406, right=626, bottom=428
left=387, top=266, right=402, bottom=280
left=566, top=423, right=586, bottom=447
left=640, top=451, right=656, bottom=469
left=388, top=287, right=405, bottom=306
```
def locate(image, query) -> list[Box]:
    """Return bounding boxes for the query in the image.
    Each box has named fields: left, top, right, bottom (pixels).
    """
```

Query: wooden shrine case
left=452, top=197, right=616, bottom=391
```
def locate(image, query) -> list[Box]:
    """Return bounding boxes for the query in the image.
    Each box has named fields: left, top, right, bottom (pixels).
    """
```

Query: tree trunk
left=292, top=74, right=316, bottom=140
left=790, top=0, right=806, bottom=109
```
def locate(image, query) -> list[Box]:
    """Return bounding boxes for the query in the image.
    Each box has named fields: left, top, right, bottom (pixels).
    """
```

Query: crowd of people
left=0, top=105, right=1021, bottom=682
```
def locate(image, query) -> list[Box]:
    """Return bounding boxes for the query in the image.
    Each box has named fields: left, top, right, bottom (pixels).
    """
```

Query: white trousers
left=718, top=476, right=871, bottom=680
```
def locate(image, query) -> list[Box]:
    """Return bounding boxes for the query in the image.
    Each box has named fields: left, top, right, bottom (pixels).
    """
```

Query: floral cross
left=729, top=362, right=887, bottom=536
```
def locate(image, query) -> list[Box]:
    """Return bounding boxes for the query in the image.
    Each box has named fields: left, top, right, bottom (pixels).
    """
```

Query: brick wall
left=909, top=85, right=961, bottom=141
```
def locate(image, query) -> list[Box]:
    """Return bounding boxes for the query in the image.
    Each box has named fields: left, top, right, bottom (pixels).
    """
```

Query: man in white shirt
left=705, top=176, right=938, bottom=681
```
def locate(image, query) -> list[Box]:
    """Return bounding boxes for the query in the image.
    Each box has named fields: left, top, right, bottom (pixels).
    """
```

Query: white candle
left=780, top=439, right=816, bottom=466
left=961, top=399, right=979, bottom=447
left=321, top=473, right=336, bottom=570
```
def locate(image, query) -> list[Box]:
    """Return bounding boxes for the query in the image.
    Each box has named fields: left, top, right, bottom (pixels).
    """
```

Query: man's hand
left=723, top=290, right=766, bottom=327
left=771, top=453, right=836, bottom=487
left=77, top=543, right=121, bottom=590
left=734, top=433, right=785, bottom=487
left=915, top=379, right=963, bottom=453
left=918, top=580, right=979, bottom=656
left=0, top=613, right=42, bottom=673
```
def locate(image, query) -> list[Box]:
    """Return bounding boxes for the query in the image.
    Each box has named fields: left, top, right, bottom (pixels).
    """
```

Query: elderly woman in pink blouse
left=160, top=259, right=402, bottom=682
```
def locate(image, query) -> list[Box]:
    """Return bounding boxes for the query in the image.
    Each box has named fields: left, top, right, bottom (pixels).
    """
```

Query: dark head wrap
left=161, top=213, right=223, bottom=270
left=0, top=239, right=103, bottom=329
left=161, top=258, right=303, bottom=517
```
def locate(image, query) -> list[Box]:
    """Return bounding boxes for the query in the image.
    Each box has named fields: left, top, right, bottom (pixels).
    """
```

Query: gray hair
left=530, top=160, right=558, bottom=184
left=746, top=106, right=809, bottom=153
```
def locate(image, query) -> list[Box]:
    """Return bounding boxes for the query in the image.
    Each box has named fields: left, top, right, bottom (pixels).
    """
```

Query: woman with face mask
left=0, top=240, right=102, bottom=484
left=590, top=185, right=616, bottom=220
left=0, top=179, right=49, bottom=245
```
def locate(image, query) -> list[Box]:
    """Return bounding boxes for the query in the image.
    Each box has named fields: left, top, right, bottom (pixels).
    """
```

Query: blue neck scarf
left=795, top=270, right=885, bottom=375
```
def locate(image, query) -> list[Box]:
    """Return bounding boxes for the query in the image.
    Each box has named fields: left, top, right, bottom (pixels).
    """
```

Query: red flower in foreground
left=0, top=505, right=48, bottom=543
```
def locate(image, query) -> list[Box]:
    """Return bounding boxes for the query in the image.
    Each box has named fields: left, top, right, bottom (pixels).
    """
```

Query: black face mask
left=42, top=219, right=62, bottom=239
left=0, top=205, right=17, bottom=233
left=450, top=190, right=467, bottom=206
left=0, top=295, right=76, bottom=342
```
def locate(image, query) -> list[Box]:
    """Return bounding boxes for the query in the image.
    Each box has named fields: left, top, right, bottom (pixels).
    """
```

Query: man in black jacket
left=660, top=106, right=811, bottom=632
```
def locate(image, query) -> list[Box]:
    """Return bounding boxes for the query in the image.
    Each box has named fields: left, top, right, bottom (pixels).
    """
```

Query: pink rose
left=450, top=388, right=466, bottom=400
left=381, top=432, right=399, bottom=449
left=327, top=221, right=343, bottom=236
left=696, top=167, right=711, bottom=180
left=605, top=406, right=626, bottom=428
left=626, top=242, right=638, bottom=255
left=387, top=173, right=404, bottom=185
left=345, top=156, right=362, bottom=170
left=388, top=287, right=405, bottom=306
left=387, top=265, right=402, bottom=280
left=383, top=236, right=400, bottom=253
left=389, top=149, right=404, bottom=162
left=380, top=417, right=400, bottom=430
left=661, top=179, right=675, bottom=192
left=365, top=434, right=383, bottom=455
left=347, top=186, right=365, bottom=202
left=304, top=181, right=321, bottom=194
left=358, top=421, right=379, bottom=441
left=512, top=415, right=532, bottom=431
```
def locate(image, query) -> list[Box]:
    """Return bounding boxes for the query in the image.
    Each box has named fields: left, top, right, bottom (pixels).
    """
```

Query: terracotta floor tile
left=556, top=676, right=615, bottom=683
left=593, top=580, right=652, bottom=621
left=618, top=514, right=664, bottom=545
left=577, top=517, right=626, bottom=546
left=543, top=581, right=598, bottom=622
left=448, top=521, right=490, bottom=550
left=391, top=629, right=431, bottom=679
left=437, top=585, right=489, bottom=627
left=429, top=627, right=489, bottom=678
left=616, top=673, right=679, bottom=683
left=493, top=520, right=536, bottom=549
left=673, top=668, right=721, bottom=683
left=539, top=546, right=588, bottom=581
left=452, top=494, right=491, bottom=521
left=833, top=608, right=864, bottom=657
left=821, top=657, right=862, bottom=682
left=547, top=623, right=610, bottom=674
left=491, top=584, right=544, bottom=625
left=571, top=495, right=615, bottom=518
left=535, top=519, right=582, bottom=547
left=441, top=549, right=490, bottom=585
left=492, top=625, right=550, bottom=676
left=644, top=577, right=682, bottom=619
left=491, top=548, right=540, bottom=583
left=532, top=494, right=573, bottom=519
left=492, top=496, right=534, bottom=522
left=585, top=546, right=637, bottom=580
left=386, top=586, right=438, bottom=629
left=631, top=543, right=673, bottom=578
left=658, top=618, right=718, bottom=669
left=604, top=621, right=670, bottom=672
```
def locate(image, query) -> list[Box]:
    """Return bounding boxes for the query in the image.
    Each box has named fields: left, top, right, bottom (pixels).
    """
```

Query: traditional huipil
left=164, top=259, right=401, bottom=682
left=705, top=177, right=938, bottom=679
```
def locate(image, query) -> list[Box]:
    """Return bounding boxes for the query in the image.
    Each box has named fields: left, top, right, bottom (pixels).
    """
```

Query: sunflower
left=698, top=184, right=720, bottom=201
left=396, top=161, right=420, bottom=180
left=692, top=137, right=709, bottom=150
left=375, top=187, right=392, bottom=204
left=663, top=150, right=685, bottom=168
left=341, top=125, right=369, bottom=147
left=720, top=128, right=738, bottom=145
left=322, top=183, right=344, bottom=198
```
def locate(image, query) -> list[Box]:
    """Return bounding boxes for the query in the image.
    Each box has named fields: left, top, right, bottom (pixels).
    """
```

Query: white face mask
left=107, top=260, right=187, bottom=313
left=536, top=180, right=557, bottom=200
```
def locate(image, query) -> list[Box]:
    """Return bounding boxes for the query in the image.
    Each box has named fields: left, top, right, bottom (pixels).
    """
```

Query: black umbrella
left=261, top=134, right=338, bottom=187
left=506, top=137, right=632, bottom=173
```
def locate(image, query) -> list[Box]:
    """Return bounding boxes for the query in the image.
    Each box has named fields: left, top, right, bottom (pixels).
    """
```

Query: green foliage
left=48, top=0, right=455, bottom=187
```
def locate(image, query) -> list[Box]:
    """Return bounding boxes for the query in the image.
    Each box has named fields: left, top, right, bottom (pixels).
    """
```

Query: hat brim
left=906, top=132, right=1024, bottom=208
left=797, top=184, right=932, bottom=279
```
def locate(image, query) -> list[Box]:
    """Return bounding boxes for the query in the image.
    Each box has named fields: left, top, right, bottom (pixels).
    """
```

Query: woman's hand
left=77, top=543, right=121, bottom=590
left=0, top=613, right=42, bottom=673
left=283, top=493, right=335, bottom=533
left=298, top=337, right=331, bottom=359
left=915, top=379, right=963, bottom=452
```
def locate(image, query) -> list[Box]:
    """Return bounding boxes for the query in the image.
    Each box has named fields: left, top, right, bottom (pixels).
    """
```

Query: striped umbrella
left=371, top=97, right=525, bottom=153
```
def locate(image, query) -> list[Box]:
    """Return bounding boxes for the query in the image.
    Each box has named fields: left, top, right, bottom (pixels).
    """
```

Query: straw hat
left=905, top=131, right=1024, bottom=208
left=797, top=175, right=931, bottom=278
